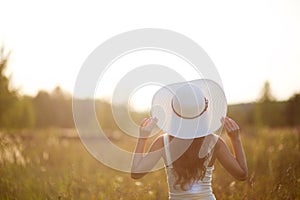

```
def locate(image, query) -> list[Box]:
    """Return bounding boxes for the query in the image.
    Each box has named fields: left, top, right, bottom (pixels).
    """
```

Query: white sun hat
left=151, top=79, right=227, bottom=139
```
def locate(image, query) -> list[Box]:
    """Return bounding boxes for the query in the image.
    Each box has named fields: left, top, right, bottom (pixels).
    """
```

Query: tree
left=255, top=81, right=281, bottom=127
left=50, top=86, right=73, bottom=128
left=0, top=46, right=17, bottom=128
left=33, top=87, right=73, bottom=128
left=5, top=95, right=36, bottom=128
left=259, top=81, right=275, bottom=103
left=286, top=93, right=300, bottom=127
left=33, top=91, right=53, bottom=127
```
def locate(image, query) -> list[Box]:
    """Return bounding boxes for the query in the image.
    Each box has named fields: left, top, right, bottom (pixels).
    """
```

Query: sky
left=0, top=0, right=300, bottom=110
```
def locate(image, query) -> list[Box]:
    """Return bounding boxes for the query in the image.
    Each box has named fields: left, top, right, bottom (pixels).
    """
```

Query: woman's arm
left=131, top=117, right=164, bottom=179
left=216, top=117, right=248, bottom=181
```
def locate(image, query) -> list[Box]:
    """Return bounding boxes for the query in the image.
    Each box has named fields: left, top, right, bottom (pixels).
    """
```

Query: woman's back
left=163, top=134, right=217, bottom=200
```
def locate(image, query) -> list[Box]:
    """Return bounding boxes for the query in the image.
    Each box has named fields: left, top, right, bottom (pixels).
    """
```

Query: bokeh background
left=0, top=0, right=299, bottom=199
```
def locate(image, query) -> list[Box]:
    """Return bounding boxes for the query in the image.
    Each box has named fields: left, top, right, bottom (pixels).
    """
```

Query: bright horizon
left=1, top=0, right=300, bottom=111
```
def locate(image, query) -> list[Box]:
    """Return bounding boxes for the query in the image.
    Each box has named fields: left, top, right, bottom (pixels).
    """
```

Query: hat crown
left=172, top=84, right=206, bottom=119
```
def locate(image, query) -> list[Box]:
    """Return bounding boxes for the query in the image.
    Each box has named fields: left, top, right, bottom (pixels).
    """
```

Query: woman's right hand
left=221, top=117, right=240, bottom=139
left=139, top=117, right=158, bottom=138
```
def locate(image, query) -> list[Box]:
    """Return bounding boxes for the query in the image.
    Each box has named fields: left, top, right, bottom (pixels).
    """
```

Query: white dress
left=163, top=134, right=216, bottom=200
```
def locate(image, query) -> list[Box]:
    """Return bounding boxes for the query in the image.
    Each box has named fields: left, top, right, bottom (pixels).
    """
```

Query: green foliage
left=1, top=56, right=300, bottom=130
left=0, top=128, right=299, bottom=199
left=0, top=46, right=35, bottom=129
left=95, top=100, right=119, bottom=130
left=253, top=101, right=288, bottom=128
left=286, top=93, right=300, bottom=126
left=214, top=128, right=300, bottom=199
left=228, top=81, right=300, bottom=128
left=5, top=95, right=36, bottom=128
left=33, top=87, right=73, bottom=128
left=227, top=103, right=254, bottom=127
left=0, top=46, right=17, bottom=128
left=259, top=81, right=275, bottom=103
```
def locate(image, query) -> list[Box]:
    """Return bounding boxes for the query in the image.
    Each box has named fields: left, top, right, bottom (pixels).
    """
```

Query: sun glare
left=95, top=49, right=202, bottom=110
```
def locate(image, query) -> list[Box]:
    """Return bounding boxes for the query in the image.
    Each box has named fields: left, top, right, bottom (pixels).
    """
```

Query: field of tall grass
left=0, top=128, right=299, bottom=199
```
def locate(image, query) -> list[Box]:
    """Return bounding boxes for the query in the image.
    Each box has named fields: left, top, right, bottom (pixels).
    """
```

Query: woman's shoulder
left=150, top=134, right=165, bottom=150
left=214, top=136, right=228, bottom=153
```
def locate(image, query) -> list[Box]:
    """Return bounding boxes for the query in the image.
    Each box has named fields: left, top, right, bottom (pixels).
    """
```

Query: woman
left=131, top=79, right=248, bottom=199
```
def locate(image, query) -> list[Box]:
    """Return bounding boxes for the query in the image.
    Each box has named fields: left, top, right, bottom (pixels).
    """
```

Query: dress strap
left=199, top=134, right=218, bottom=168
left=203, top=148, right=214, bottom=168
left=163, top=134, right=173, bottom=168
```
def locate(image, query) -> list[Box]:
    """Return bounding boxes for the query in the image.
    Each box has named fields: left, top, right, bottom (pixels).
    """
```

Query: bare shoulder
left=214, top=136, right=235, bottom=161
left=215, top=136, right=228, bottom=153
left=148, top=134, right=165, bottom=152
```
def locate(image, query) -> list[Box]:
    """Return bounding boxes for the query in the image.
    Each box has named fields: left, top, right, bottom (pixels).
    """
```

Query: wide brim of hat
left=151, top=79, right=227, bottom=139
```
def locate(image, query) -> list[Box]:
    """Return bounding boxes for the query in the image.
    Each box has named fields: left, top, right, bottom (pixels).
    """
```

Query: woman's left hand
left=139, top=117, right=158, bottom=138
left=221, top=117, right=240, bottom=139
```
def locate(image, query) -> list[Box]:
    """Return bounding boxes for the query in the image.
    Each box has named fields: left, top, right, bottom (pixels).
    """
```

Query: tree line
left=228, top=81, right=300, bottom=128
left=1, top=47, right=299, bottom=130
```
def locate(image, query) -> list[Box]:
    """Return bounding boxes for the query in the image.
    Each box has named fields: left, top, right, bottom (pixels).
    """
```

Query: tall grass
left=0, top=128, right=299, bottom=199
